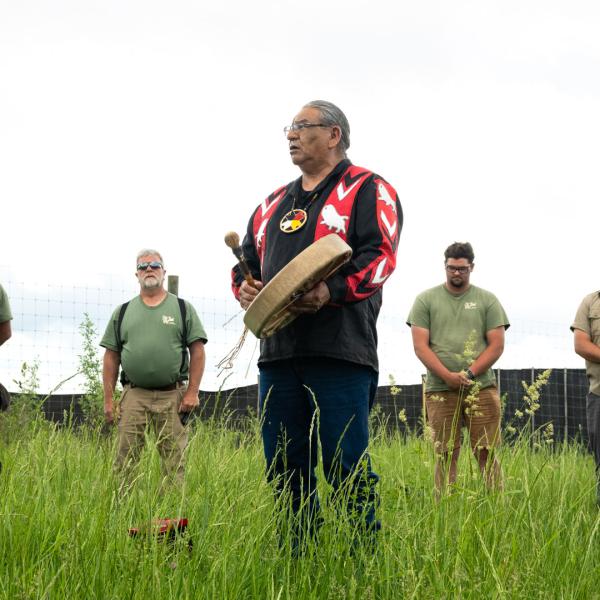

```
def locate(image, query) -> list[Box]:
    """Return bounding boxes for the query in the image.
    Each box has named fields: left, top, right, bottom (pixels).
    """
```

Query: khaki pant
left=426, top=386, right=502, bottom=454
left=116, top=384, right=187, bottom=485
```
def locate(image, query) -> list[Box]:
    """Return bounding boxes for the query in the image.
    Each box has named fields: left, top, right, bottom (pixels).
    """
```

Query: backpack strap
left=115, top=301, right=130, bottom=352
left=178, top=297, right=188, bottom=379
left=115, top=301, right=130, bottom=385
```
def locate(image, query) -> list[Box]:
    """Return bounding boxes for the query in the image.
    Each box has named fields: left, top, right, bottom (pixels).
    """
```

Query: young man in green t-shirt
left=407, top=242, right=509, bottom=498
left=101, top=249, right=207, bottom=487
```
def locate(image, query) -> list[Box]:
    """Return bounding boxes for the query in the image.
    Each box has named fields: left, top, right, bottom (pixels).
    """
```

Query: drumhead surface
left=244, top=234, right=352, bottom=338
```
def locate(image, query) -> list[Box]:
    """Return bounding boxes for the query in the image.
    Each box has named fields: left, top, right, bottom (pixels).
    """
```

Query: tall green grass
left=1, top=418, right=599, bottom=599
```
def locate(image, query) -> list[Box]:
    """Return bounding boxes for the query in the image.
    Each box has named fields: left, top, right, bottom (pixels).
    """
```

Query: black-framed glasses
left=283, top=123, right=330, bottom=135
left=445, top=265, right=470, bottom=274
left=137, top=261, right=163, bottom=271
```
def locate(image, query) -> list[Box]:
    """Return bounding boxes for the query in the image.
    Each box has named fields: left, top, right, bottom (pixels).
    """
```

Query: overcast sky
left=1, top=0, right=599, bottom=391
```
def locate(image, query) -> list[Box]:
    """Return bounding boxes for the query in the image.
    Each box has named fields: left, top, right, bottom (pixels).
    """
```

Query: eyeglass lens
left=137, top=262, right=163, bottom=271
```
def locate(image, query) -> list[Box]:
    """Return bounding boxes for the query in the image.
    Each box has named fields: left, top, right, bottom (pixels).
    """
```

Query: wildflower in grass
left=521, top=369, right=552, bottom=416
left=465, top=407, right=484, bottom=417
left=500, top=392, right=508, bottom=419
left=463, top=379, right=482, bottom=416
left=388, top=374, right=402, bottom=397
left=506, top=425, right=516, bottom=435
left=459, top=329, right=478, bottom=367
left=506, top=371, right=552, bottom=442
left=542, top=422, right=554, bottom=445
left=424, top=424, right=435, bottom=443
left=398, top=409, right=407, bottom=424
left=508, top=369, right=553, bottom=442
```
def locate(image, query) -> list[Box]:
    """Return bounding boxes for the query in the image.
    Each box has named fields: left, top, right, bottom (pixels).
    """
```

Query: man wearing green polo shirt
left=571, top=291, right=600, bottom=506
left=101, top=249, right=207, bottom=485
left=407, top=242, right=509, bottom=498
left=0, top=284, right=12, bottom=347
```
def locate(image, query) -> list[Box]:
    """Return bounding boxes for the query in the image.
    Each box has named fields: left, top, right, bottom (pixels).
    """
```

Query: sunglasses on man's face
left=137, top=261, right=163, bottom=271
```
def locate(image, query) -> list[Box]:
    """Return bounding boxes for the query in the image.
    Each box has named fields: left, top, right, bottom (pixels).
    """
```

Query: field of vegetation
left=1, top=406, right=599, bottom=600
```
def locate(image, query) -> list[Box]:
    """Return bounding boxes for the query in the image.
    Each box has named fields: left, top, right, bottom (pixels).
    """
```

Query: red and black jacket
left=231, top=159, right=402, bottom=371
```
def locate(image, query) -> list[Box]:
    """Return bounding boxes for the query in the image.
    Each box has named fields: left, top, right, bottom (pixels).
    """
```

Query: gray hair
left=136, top=248, right=164, bottom=265
left=304, top=100, right=350, bottom=155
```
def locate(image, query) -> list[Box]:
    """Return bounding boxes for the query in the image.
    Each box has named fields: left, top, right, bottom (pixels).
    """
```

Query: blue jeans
left=259, top=357, right=379, bottom=539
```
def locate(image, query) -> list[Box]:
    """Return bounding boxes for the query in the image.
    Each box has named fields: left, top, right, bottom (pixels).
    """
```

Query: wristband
left=466, top=368, right=475, bottom=381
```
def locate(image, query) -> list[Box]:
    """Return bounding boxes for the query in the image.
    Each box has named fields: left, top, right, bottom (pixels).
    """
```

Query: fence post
left=564, top=368, right=568, bottom=443
left=497, top=368, right=501, bottom=396
left=168, top=275, right=179, bottom=296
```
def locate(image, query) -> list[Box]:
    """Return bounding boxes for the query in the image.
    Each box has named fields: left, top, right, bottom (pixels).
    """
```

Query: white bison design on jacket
left=320, top=205, right=349, bottom=234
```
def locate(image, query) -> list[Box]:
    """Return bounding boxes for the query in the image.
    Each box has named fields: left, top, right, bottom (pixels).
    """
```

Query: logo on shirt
left=162, top=315, right=176, bottom=325
left=464, top=302, right=477, bottom=310
left=377, top=182, right=397, bottom=213
left=320, top=204, right=349, bottom=234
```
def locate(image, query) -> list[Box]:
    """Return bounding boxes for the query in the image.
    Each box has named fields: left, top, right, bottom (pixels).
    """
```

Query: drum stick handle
left=225, top=231, right=256, bottom=287
left=235, top=252, right=255, bottom=286
left=238, top=258, right=256, bottom=287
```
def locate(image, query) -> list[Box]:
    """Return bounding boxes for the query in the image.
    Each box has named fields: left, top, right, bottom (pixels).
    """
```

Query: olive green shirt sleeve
left=406, top=294, right=430, bottom=329
left=0, top=285, right=12, bottom=322
left=571, top=294, right=594, bottom=335
left=185, top=301, right=208, bottom=345
left=485, top=296, right=510, bottom=331
left=100, top=306, right=121, bottom=351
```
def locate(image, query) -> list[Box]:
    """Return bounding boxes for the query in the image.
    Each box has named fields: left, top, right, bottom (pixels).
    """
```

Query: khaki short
left=425, top=386, right=502, bottom=454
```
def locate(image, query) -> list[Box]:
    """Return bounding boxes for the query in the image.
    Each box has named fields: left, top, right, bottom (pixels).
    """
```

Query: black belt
left=129, top=382, right=185, bottom=391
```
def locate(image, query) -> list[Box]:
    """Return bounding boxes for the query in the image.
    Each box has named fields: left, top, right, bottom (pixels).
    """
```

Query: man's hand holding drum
left=239, top=279, right=263, bottom=310
left=289, top=281, right=331, bottom=314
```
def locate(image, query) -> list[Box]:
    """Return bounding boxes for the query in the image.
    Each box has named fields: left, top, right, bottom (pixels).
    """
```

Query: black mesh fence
left=497, top=368, right=589, bottom=443
left=22, top=368, right=591, bottom=444
left=372, top=383, right=424, bottom=435
left=33, top=386, right=261, bottom=428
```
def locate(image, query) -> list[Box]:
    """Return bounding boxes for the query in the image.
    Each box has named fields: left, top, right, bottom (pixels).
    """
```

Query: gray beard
left=141, top=276, right=161, bottom=289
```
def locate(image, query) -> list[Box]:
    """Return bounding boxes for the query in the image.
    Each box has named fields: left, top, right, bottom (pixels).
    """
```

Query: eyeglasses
left=445, top=265, right=471, bottom=274
left=283, top=123, right=330, bottom=135
left=137, top=261, right=163, bottom=271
